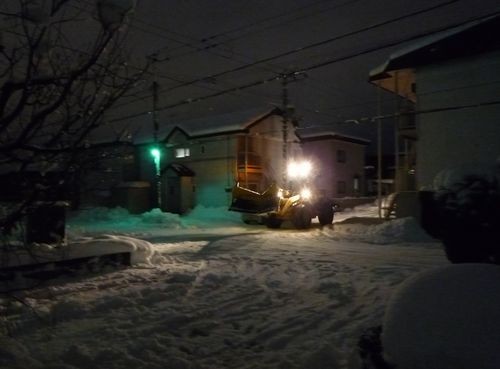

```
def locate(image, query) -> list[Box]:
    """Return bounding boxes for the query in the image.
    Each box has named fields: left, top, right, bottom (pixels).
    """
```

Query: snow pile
left=140, top=208, right=183, bottom=227
left=3, top=235, right=160, bottom=271
left=432, top=162, right=498, bottom=191
left=68, top=206, right=184, bottom=230
left=70, top=235, right=158, bottom=265
left=68, top=205, right=244, bottom=231
left=382, top=263, right=500, bottom=369
left=331, top=217, right=436, bottom=245
left=182, top=205, right=243, bottom=226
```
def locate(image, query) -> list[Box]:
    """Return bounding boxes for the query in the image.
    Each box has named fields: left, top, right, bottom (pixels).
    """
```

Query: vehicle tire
left=292, top=205, right=312, bottom=229
left=266, top=214, right=282, bottom=229
left=318, top=205, right=334, bottom=226
left=241, top=214, right=261, bottom=225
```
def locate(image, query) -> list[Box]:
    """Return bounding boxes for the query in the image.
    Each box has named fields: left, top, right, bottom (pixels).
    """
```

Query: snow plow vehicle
left=229, top=160, right=337, bottom=229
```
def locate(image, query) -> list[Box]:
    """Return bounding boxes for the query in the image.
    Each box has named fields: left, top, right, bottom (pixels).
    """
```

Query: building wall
left=248, top=115, right=302, bottom=188
left=167, top=133, right=237, bottom=207
left=302, top=138, right=366, bottom=199
left=416, top=50, right=500, bottom=188
left=135, top=114, right=302, bottom=210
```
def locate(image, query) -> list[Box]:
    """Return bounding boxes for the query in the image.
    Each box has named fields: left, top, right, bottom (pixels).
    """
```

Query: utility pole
left=281, top=75, right=289, bottom=188
left=152, top=79, right=161, bottom=210
left=394, top=70, right=400, bottom=192
left=377, top=84, right=383, bottom=218
left=148, top=53, right=163, bottom=210
left=279, top=71, right=307, bottom=188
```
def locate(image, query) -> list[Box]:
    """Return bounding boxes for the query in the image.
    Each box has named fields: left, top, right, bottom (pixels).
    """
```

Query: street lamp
left=150, top=146, right=161, bottom=209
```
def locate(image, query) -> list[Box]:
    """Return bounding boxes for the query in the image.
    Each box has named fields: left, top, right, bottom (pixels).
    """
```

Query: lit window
left=175, top=147, right=190, bottom=158
left=353, top=176, right=359, bottom=191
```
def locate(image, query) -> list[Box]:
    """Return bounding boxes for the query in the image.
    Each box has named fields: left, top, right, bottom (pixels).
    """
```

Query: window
left=337, top=149, right=346, bottom=163
left=175, top=147, right=190, bottom=158
left=337, top=181, right=346, bottom=195
left=353, top=176, right=360, bottom=192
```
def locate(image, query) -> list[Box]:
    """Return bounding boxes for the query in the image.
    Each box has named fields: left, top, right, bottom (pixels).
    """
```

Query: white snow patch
left=332, top=217, right=436, bottom=244
left=432, top=163, right=498, bottom=190
left=382, top=263, right=500, bottom=369
left=0, top=202, right=452, bottom=369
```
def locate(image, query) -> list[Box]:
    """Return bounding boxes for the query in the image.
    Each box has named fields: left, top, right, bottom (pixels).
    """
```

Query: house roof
left=133, top=106, right=282, bottom=145
left=369, top=14, right=500, bottom=81
left=298, top=129, right=370, bottom=145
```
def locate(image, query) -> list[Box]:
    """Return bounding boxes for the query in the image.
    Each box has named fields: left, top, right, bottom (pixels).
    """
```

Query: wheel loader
left=228, top=162, right=337, bottom=229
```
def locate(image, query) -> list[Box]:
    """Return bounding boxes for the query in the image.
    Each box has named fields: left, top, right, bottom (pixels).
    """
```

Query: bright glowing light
left=150, top=148, right=160, bottom=160
left=277, top=189, right=284, bottom=198
left=150, top=147, right=161, bottom=175
left=300, top=188, right=312, bottom=200
left=287, top=160, right=313, bottom=179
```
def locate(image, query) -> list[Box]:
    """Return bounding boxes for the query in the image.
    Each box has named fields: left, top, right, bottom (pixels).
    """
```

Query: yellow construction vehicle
left=229, top=160, right=337, bottom=229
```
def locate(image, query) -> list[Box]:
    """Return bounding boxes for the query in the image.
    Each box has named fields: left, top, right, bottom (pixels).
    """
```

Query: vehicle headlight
left=287, top=160, right=312, bottom=179
left=300, top=188, right=312, bottom=200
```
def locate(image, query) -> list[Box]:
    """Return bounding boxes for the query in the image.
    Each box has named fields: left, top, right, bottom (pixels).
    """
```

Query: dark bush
left=434, top=174, right=500, bottom=264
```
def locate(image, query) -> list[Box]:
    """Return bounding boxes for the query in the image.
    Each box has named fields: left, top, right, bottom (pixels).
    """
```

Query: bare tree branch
left=1, top=0, right=148, bottom=245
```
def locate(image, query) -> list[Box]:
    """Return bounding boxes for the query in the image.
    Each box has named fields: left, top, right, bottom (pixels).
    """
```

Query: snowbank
left=382, top=263, right=500, bottom=369
left=182, top=205, right=243, bottom=226
left=432, top=162, right=499, bottom=190
left=67, top=205, right=246, bottom=233
left=70, top=235, right=159, bottom=265
left=331, top=217, right=437, bottom=245
left=68, top=206, right=185, bottom=230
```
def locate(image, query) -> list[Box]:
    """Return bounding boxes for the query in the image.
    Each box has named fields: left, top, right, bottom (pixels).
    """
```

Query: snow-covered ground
left=1, top=204, right=449, bottom=369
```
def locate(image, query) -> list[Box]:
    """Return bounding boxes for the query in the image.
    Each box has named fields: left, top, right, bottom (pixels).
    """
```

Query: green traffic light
left=150, top=147, right=160, bottom=159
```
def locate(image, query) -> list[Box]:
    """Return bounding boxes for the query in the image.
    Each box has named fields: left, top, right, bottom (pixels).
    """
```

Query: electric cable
left=117, top=0, right=462, bottom=109
left=109, top=9, right=499, bottom=123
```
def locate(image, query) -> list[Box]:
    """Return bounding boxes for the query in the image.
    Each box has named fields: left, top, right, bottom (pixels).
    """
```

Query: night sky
left=100, top=0, right=499, bottom=152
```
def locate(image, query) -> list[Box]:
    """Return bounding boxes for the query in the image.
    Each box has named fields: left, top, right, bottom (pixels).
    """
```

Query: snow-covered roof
left=298, top=129, right=370, bottom=145
left=133, top=106, right=281, bottom=145
left=369, top=14, right=500, bottom=80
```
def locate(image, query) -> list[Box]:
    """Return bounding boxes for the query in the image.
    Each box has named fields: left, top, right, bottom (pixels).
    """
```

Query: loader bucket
left=229, top=183, right=279, bottom=214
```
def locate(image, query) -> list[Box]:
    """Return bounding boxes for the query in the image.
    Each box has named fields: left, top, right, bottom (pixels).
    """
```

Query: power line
left=110, top=9, right=499, bottom=124
left=118, top=0, right=462, bottom=109
left=176, top=0, right=460, bottom=80
left=162, top=0, right=364, bottom=60
left=299, top=99, right=500, bottom=128
left=118, top=0, right=366, bottom=104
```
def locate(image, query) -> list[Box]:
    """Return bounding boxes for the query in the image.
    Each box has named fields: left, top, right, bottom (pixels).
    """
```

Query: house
left=80, top=107, right=371, bottom=214
left=134, top=107, right=302, bottom=214
left=369, top=14, right=500, bottom=190
left=298, top=130, right=369, bottom=200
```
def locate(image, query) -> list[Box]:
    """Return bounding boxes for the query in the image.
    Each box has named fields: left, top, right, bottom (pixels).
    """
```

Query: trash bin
left=26, top=202, right=68, bottom=244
